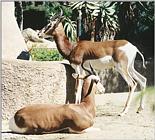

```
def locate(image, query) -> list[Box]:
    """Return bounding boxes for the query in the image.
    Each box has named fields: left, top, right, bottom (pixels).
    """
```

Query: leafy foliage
left=98, top=2, right=119, bottom=40
left=69, top=1, right=120, bottom=41
left=22, top=2, right=77, bottom=42
left=136, top=87, right=155, bottom=112
left=70, top=1, right=100, bottom=40
left=15, top=2, right=23, bottom=30
left=30, top=48, right=63, bottom=61
left=116, top=1, right=154, bottom=38
left=115, top=1, right=154, bottom=58
left=19, top=1, right=154, bottom=41
left=64, top=17, right=77, bottom=42
left=70, top=1, right=99, bottom=12
left=133, top=2, right=154, bottom=34
left=16, top=1, right=154, bottom=58
left=43, top=2, right=77, bottom=42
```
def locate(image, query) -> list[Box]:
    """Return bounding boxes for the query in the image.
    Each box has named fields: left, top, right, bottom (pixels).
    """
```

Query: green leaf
left=86, top=3, right=99, bottom=10
left=101, top=10, right=106, bottom=17
left=103, top=2, right=111, bottom=8
left=91, top=9, right=100, bottom=16
left=106, top=8, right=115, bottom=15
left=71, top=1, right=84, bottom=10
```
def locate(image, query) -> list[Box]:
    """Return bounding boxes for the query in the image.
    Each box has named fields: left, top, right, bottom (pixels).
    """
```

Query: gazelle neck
left=81, top=80, right=96, bottom=118
left=53, top=27, right=73, bottom=60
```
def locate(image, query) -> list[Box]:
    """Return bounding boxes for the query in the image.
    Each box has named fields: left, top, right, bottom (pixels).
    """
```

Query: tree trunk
left=15, top=1, right=23, bottom=30
left=77, top=9, right=82, bottom=41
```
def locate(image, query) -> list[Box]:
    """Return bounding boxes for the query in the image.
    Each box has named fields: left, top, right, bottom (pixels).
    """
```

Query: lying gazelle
left=38, top=12, right=147, bottom=116
left=9, top=74, right=104, bottom=134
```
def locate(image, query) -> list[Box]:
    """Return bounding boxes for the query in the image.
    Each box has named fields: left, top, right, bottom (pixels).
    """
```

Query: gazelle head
left=38, top=11, right=64, bottom=38
left=72, top=73, right=105, bottom=94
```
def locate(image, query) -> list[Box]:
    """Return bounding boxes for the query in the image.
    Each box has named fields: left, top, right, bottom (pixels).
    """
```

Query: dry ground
left=2, top=92, right=155, bottom=140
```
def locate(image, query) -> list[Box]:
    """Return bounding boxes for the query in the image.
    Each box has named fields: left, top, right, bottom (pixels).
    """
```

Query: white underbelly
left=83, top=56, right=115, bottom=70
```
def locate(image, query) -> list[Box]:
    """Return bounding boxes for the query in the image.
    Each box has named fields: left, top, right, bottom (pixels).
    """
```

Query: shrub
left=30, top=48, right=63, bottom=61
left=135, top=86, right=155, bottom=112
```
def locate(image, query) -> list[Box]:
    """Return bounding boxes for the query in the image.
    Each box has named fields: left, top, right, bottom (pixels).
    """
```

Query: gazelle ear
left=60, top=16, right=65, bottom=22
left=72, top=73, right=85, bottom=79
left=72, top=73, right=79, bottom=79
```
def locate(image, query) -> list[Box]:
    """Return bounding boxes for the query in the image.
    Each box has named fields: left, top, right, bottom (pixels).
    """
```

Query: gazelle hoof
left=136, top=106, right=144, bottom=113
left=118, top=111, right=127, bottom=116
left=118, top=113, right=124, bottom=117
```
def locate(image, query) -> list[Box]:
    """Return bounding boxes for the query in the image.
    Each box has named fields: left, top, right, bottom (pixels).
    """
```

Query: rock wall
left=2, top=60, right=75, bottom=120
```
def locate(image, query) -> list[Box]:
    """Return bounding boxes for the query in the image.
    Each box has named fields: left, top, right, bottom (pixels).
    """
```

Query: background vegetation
left=30, top=48, right=63, bottom=61
left=15, top=1, right=154, bottom=60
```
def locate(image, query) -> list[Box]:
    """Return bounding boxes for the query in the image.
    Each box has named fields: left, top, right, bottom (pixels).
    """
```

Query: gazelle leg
left=75, top=78, right=82, bottom=104
left=137, top=91, right=145, bottom=113
left=119, top=82, right=137, bottom=116
left=129, top=66, right=147, bottom=113
left=117, top=65, right=137, bottom=116
left=71, top=64, right=82, bottom=104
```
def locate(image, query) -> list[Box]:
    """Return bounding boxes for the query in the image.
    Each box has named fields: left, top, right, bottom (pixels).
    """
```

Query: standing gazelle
left=38, top=12, right=147, bottom=116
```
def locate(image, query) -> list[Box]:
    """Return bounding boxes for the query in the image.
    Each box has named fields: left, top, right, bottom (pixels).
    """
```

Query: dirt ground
left=2, top=92, right=155, bottom=140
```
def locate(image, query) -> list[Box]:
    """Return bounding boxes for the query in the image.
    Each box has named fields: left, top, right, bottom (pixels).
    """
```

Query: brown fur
left=54, top=34, right=73, bottom=59
left=39, top=22, right=128, bottom=65
left=69, top=40, right=128, bottom=65
left=13, top=76, right=97, bottom=134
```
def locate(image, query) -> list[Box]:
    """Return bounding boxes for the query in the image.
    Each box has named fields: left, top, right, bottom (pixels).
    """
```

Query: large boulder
left=2, top=60, right=75, bottom=120
left=22, top=28, right=57, bottom=50
left=2, top=2, right=27, bottom=59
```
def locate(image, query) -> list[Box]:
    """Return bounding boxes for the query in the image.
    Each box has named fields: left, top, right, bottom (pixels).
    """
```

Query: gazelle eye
left=94, top=79, right=99, bottom=84
left=48, top=25, right=51, bottom=28
left=44, top=24, right=51, bottom=33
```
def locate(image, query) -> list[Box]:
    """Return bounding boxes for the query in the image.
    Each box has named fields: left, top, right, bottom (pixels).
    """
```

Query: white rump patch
left=118, top=42, right=138, bottom=65
left=9, top=117, right=27, bottom=133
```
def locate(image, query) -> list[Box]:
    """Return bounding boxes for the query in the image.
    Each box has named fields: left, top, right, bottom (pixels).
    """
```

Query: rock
left=2, top=60, right=75, bottom=120
left=2, top=2, right=27, bottom=59
left=22, top=28, right=57, bottom=50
